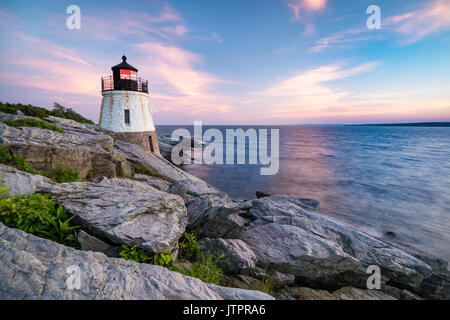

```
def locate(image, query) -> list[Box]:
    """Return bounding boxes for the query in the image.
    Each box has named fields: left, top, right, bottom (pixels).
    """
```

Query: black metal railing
left=101, top=75, right=148, bottom=93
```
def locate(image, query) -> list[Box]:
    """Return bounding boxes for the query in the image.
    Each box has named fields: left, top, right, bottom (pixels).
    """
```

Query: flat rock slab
left=40, top=178, right=188, bottom=253
left=114, top=140, right=202, bottom=183
left=0, top=223, right=273, bottom=300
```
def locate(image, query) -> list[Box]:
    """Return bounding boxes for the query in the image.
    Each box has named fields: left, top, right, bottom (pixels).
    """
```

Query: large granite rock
left=199, top=238, right=257, bottom=273
left=114, top=140, right=202, bottom=183
left=0, top=164, right=54, bottom=195
left=0, top=114, right=126, bottom=178
left=0, top=223, right=273, bottom=300
left=239, top=196, right=432, bottom=291
left=40, top=177, right=187, bottom=254
left=168, top=179, right=223, bottom=198
left=185, top=194, right=250, bottom=238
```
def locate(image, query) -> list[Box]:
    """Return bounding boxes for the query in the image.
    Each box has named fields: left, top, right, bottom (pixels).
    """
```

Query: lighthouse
left=99, top=55, right=160, bottom=155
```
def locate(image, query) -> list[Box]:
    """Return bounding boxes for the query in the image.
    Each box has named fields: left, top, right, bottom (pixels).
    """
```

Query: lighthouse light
left=120, top=69, right=137, bottom=81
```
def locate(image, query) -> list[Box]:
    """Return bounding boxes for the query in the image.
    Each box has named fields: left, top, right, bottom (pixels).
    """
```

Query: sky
left=0, top=0, right=449, bottom=125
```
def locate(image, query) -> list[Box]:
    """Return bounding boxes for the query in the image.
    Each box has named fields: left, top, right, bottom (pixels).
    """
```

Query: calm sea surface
left=157, top=125, right=450, bottom=263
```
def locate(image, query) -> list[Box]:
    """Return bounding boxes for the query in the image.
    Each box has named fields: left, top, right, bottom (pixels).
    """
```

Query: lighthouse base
left=108, top=130, right=160, bottom=156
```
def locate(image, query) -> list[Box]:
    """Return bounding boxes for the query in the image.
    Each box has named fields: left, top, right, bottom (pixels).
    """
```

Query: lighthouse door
left=149, top=136, right=155, bottom=153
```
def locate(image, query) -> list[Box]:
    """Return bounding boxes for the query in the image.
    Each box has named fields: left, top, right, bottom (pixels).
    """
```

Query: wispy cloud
left=287, top=0, right=327, bottom=34
left=14, top=31, right=90, bottom=66
left=265, top=62, right=378, bottom=97
left=385, top=0, right=450, bottom=43
left=311, top=28, right=380, bottom=52
left=134, top=42, right=234, bottom=116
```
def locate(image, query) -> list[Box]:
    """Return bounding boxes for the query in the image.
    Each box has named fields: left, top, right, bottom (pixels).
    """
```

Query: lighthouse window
left=120, top=69, right=137, bottom=81
left=124, top=109, right=130, bottom=124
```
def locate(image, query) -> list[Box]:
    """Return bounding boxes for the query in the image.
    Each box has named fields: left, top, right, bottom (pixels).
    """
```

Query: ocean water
left=156, top=125, right=450, bottom=263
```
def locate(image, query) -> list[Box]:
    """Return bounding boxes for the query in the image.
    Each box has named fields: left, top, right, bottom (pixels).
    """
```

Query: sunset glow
left=0, top=0, right=449, bottom=124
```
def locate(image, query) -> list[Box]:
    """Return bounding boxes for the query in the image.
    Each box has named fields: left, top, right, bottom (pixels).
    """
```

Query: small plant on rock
left=179, top=232, right=202, bottom=259
left=135, top=166, right=175, bottom=183
left=151, top=251, right=173, bottom=268
left=3, top=118, right=64, bottom=133
left=119, top=244, right=148, bottom=263
left=44, top=169, right=83, bottom=183
left=187, top=253, right=225, bottom=286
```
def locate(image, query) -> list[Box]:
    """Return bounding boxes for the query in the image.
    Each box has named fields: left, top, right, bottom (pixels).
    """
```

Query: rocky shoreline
left=0, top=111, right=448, bottom=300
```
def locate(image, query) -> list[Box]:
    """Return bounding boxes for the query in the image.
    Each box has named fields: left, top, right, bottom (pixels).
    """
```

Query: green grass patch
left=3, top=118, right=64, bottom=133
left=44, top=169, right=83, bottom=183
left=0, top=145, right=39, bottom=174
left=0, top=192, right=80, bottom=247
left=135, top=166, right=175, bottom=183
left=118, top=232, right=225, bottom=286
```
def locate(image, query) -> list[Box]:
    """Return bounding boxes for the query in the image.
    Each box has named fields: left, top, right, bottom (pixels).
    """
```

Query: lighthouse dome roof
left=111, top=55, right=138, bottom=72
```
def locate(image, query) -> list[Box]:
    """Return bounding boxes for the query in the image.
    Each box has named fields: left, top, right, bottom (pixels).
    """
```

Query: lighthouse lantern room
left=99, top=55, right=160, bottom=155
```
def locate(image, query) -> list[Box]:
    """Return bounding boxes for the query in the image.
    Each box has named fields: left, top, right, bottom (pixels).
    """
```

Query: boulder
left=255, top=191, right=271, bottom=199
left=275, top=287, right=337, bottom=300
left=199, top=238, right=257, bottom=273
left=0, top=164, right=54, bottom=195
left=332, top=287, right=396, bottom=300
left=134, top=174, right=171, bottom=192
left=0, top=114, right=121, bottom=178
left=0, top=223, right=273, bottom=300
left=185, top=195, right=250, bottom=238
left=40, top=177, right=187, bottom=254
left=114, top=140, right=202, bottom=183
left=168, top=179, right=223, bottom=197
left=77, top=230, right=121, bottom=257
left=239, top=196, right=432, bottom=291
left=275, top=286, right=396, bottom=300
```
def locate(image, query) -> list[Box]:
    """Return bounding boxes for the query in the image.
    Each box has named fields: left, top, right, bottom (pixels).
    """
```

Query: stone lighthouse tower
left=100, top=55, right=160, bottom=155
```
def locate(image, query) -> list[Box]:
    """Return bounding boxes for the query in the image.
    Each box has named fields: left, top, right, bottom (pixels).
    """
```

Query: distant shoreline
left=349, top=122, right=450, bottom=127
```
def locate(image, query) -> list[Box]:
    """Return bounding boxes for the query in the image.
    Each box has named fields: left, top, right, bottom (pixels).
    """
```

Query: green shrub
left=0, top=193, right=80, bottom=247
left=135, top=166, right=175, bottom=183
left=0, top=145, right=39, bottom=174
left=177, top=232, right=225, bottom=285
left=0, top=102, right=95, bottom=125
left=44, top=169, right=83, bottom=183
left=119, top=244, right=148, bottom=263
left=183, top=253, right=225, bottom=286
left=0, top=102, right=18, bottom=115
left=21, top=104, right=48, bottom=118
left=152, top=251, right=173, bottom=268
left=117, top=232, right=225, bottom=286
left=251, top=268, right=275, bottom=294
left=48, top=103, right=95, bottom=125
left=179, top=232, right=201, bottom=259
left=3, top=118, right=64, bottom=133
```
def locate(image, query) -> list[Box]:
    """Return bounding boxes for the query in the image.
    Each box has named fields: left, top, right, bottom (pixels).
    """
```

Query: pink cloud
left=133, top=42, right=235, bottom=117
left=287, top=0, right=327, bottom=34
left=288, top=0, right=327, bottom=19
left=385, top=0, right=450, bottom=43
left=14, top=31, right=90, bottom=66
